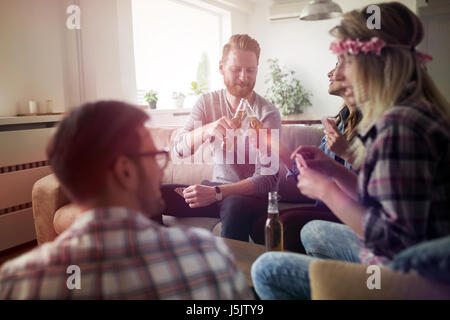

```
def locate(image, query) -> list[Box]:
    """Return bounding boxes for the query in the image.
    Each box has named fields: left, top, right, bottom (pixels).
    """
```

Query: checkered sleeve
left=361, top=118, right=435, bottom=258
left=211, top=236, right=254, bottom=300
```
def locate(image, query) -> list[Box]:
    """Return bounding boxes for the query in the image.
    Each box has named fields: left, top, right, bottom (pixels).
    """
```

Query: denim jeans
left=251, top=220, right=362, bottom=299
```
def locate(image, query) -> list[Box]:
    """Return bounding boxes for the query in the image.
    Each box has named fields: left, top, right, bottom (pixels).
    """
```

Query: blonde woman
left=251, top=57, right=363, bottom=252
left=251, top=2, right=450, bottom=299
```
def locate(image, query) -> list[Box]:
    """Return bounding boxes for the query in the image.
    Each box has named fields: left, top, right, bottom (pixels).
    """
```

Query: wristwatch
left=215, top=186, right=223, bottom=201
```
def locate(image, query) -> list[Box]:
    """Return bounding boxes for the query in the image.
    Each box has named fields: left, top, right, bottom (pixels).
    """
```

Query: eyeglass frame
left=126, top=147, right=170, bottom=170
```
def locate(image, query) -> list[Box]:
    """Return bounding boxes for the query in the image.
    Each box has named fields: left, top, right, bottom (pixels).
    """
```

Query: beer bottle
left=246, top=101, right=264, bottom=130
left=265, top=191, right=283, bottom=251
left=231, top=98, right=246, bottom=128
left=222, top=98, right=246, bottom=151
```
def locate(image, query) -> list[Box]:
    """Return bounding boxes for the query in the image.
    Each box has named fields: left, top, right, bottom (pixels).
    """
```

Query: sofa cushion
left=388, top=236, right=450, bottom=284
left=148, top=127, right=213, bottom=185
left=53, top=203, right=85, bottom=235
left=32, top=174, right=71, bottom=244
left=309, top=259, right=450, bottom=299
left=277, top=125, right=324, bottom=202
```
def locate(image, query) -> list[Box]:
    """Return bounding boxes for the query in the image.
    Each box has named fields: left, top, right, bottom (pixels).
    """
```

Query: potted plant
left=265, top=58, right=312, bottom=116
left=172, top=91, right=186, bottom=109
left=144, top=90, right=158, bottom=109
left=189, top=81, right=208, bottom=96
left=184, top=81, right=208, bottom=108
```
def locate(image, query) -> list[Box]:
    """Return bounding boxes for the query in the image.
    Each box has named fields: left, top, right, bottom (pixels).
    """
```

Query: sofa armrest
left=32, top=174, right=70, bottom=245
left=309, top=260, right=450, bottom=300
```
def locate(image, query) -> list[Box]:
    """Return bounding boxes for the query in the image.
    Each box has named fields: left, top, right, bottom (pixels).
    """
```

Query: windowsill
left=0, top=114, right=64, bottom=126
left=145, top=107, right=192, bottom=114
left=142, top=107, right=323, bottom=125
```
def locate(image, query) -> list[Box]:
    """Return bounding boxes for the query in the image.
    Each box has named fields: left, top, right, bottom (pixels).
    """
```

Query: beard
left=136, top=167, right=165, bottom=224
left=224, top=77, right=256, bottom=98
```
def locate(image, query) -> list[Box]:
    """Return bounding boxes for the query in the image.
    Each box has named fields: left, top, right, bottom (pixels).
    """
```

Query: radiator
left=0, top=116, right=61, bottom=251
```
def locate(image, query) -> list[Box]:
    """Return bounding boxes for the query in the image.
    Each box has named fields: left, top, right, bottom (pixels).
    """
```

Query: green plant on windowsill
left=189, top=81, right=208, bottom=96
left=144, top=90, right=158, bottom=109
left=265, top=58, right=312, bottom=116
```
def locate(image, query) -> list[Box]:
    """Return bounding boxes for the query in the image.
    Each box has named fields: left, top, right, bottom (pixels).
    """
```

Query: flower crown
left=330, top=37, right=433, bottom=63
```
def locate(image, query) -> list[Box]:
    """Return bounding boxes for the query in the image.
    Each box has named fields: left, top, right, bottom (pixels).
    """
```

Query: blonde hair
left=330, top=2, right=450, bottom=167
left=222, top=34, right=261, bottom=64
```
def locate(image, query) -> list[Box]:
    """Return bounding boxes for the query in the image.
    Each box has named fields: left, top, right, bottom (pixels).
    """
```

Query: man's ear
left=112, top=155, right=139, bottom=191
left=219, top=60, right=224, bottom=76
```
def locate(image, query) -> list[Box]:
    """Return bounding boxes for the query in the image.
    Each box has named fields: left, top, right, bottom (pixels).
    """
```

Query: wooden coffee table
left=221, top=238, right=266, bottom=286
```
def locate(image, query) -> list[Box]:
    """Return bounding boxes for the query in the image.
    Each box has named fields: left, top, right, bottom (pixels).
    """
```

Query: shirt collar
left=357, top=118, right=378, bottom=144
left=339, top=105, right=350, bottom=121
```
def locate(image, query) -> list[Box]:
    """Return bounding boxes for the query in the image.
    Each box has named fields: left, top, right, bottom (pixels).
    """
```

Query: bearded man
left=162, top=34, right=281, bottom=242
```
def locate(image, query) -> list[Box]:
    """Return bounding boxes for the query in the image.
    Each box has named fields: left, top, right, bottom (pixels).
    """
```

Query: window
left=132, top=0, right=231, bottom=109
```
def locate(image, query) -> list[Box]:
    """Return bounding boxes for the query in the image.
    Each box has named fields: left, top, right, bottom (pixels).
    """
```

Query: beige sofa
left=310, top=260, right=450, bottom=299
left=32, top=125, right=324, bottom=245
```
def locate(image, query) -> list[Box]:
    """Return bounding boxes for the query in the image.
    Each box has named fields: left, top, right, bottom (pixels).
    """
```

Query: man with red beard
left=163, top=34, right=281, bottom=242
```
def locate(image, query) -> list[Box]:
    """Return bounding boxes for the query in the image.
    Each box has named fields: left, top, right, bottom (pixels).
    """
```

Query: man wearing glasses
left=0, top=101, right=252, bottom=299
left=166, top=34, right=281, bottom=242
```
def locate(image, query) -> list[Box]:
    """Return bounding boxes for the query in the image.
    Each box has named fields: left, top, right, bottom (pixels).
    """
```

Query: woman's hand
left=183, top=185, right=217, bottom=208
left=290, top=145, right=329, bottom=162
left=290, top=145, right=341, bottom=179
left=324, top=120, right=352, bottom=159
left=295, top=158, right=334, bottom=201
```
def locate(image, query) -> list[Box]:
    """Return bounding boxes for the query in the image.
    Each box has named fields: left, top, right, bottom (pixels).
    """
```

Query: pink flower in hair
left=345, top=38, right=362, bottom=55
left=361, top=37, right=386, bottom=56
left=416, top=51, right=433, bottom=63
left=330, top=37, right=386, bottom=56
left=330, top=40, right=347, bottom=55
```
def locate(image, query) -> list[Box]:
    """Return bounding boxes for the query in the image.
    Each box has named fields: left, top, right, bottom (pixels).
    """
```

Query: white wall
left=0, top=0, right=69, bottom=117
left=247, top=0, right=418, bottom=116
left=78, top=0, right=137, bottom=105
left=0, top=0, right=139, bottom=117
left=420, top=3, right=450, bottom=102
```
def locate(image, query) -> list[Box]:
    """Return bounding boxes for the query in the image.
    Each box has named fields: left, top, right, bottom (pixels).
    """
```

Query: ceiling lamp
left=299, top=0, right=343, bottom=21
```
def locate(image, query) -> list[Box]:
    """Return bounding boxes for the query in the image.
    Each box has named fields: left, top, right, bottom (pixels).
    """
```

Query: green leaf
left=264, top=58, right=312, bottom=116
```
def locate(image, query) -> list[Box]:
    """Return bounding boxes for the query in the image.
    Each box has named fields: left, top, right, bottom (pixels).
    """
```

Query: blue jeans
left=251, top=220, right=362, bottom=299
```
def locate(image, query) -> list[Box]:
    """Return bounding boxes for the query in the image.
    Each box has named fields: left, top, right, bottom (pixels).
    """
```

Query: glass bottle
left=222, top=98, right=247, bottom=152
left=265, top=191, right=283, bottom=252
left=246, top=101, right=264, bottom=130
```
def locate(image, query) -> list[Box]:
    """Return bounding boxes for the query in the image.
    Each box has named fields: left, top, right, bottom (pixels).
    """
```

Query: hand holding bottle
left=203, top=116, right=235, bottom=142
left=222, top=98, right=246, bottom=151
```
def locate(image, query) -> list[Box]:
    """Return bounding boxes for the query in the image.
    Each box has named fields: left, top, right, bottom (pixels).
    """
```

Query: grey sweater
left=173, top=89, right=281, bottom=195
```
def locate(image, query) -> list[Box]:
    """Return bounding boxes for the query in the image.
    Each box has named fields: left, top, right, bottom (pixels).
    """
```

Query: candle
left=29, top=100, right=37, bottom=114
left=46, top=100, right=53, bottom=114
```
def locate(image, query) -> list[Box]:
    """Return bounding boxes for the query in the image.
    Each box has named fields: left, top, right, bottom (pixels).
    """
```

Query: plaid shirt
left=0, top=207, right=253, bottom=299
left=357, top=103, right=450, bottom=265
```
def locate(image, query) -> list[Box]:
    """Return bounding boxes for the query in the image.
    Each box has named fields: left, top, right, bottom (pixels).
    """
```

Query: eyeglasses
left=127, top=147, right=170, bottom=170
